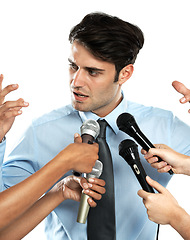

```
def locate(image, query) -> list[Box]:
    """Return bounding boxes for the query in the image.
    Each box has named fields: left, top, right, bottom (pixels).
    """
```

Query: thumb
left=74, top=133, right=82, bottom=143
left=146, top=176, right=165, bottom=194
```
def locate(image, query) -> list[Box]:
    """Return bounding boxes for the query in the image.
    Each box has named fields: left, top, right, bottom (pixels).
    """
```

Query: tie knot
left=97, top=119, right=108, bottom=138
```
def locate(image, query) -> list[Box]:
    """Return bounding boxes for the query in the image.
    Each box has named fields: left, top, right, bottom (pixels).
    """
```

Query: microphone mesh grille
left=86, top=160, right=103, bottom=178
left=80, top=119, right=100, bottom=138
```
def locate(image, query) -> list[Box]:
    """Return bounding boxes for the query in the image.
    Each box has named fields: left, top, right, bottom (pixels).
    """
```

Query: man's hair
left=69, top=12, right=144, bottom=81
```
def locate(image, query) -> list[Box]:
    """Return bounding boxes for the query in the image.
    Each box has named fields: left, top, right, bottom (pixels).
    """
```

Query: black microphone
left=117, top=113, right=173, bottom=175
left=73, top=119, right=100, bottom=177
left=119, top=139, right=154, bottom=193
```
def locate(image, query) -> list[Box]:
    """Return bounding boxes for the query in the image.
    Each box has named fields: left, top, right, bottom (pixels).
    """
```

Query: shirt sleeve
left=0, top=139, right=6, bottom=191
left=2, top=124, right=39, bottom=190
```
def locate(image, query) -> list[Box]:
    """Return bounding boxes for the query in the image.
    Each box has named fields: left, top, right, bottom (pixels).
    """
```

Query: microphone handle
left=81, top=134, right=94, bottom=144
left=135, top=131, right=174, bottom=175
left=77, top=172, right=97, bottom=224
left=129, top=160, right=155, bottom=193
left=77, top=160, right=103, bottom=224
left=77, top=189, right=90, bottom=224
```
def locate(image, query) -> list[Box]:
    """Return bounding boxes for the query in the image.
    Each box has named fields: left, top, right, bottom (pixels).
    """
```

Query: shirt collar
left=79, top=93, right=127, bottom=135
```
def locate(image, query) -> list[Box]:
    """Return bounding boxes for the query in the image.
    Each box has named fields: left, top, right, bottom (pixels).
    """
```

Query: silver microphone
left=77, top=160, right=103, bottom=224
left=73, top=119, right=100, bottom=177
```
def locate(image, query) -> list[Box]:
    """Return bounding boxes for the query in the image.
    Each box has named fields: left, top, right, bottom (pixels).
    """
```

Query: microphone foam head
left=116, top=113, right=139, bottom=137
left=119, top=139, right=139, bottom=163
left=86, top=160, right=103, bottom=179
left=80, top=119, right=100, bottom=139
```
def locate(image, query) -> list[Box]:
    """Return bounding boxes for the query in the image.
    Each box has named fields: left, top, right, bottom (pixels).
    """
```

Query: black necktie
left=87, top=119, right=116, bottom=240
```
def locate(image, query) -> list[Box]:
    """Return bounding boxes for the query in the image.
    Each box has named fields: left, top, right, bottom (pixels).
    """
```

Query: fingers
left=141, top=148, right=147, bottom=155
left=0, top=98, right=29, bottom=111
left=157, top=164, right=173, bottom=173
left=141, top=144, right=168, bottom=156
left=144, top=152, right=172, bottom=173
left=137, top=189, right=148, bottom=199
left=141, top=144, right=173, bottom=172
left=0, top=84, right=19, bottom=104
left=81, top=178, right=106, bottom=207
left=0, top=107, right=23, bottom=120
left=143, top=148, right=165, bottom=163
left=172, top=81, right=190, bottom=103
left=172, top=81, right=188, bottom=95
left=138, top=176, right=166, bottom=200
left=0, top=98, right=29, bottom=119
left=145, top=176, right=166, bottom=193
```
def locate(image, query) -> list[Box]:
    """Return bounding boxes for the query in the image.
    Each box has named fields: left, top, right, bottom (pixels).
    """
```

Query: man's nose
left=72, top=69, right=85, bottom=87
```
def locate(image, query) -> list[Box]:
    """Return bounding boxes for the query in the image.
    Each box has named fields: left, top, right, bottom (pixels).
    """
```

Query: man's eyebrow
left=68, top=58, right=105, bottom=72
left=84, top=67, right=105, bottom=72
left=68, top=58, right=76, bottom=65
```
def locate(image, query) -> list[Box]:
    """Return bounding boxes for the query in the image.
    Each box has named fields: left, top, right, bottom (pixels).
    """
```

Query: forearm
left=170, top=206, right=190, bottom=240
left=0, top=189, right=64, bottom=240
left=0, top=152, right=70, bottom=229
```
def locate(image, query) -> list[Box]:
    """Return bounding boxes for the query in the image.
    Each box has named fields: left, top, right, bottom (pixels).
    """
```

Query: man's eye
left=88, top=69, right=98, bottom=76
left=69, top=63, right=78, bottom=71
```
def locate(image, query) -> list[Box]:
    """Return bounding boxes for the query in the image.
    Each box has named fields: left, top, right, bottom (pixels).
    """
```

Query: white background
left=0, top=0, right=190, bottom=239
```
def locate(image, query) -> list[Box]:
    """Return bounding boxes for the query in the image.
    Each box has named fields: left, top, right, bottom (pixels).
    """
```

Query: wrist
left=53, top=147, right=73, bottom=172
left=181, top=156, right=190, bottom=176
left=170, top=206, right=190, bottom=239
left=48, top=181, right=65, bottom=203
left=49, top=152, right=72, bottom=178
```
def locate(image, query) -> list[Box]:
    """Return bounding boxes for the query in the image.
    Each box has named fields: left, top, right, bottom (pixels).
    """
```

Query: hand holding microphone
left=117, top=113, right=174, bottom=175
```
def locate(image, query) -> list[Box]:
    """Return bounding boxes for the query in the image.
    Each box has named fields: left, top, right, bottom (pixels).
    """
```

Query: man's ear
left=118, top=64, right=134, bottom=85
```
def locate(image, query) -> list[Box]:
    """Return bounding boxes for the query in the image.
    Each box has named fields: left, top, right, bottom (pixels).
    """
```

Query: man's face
left=69, top=41, right=123, bottom=117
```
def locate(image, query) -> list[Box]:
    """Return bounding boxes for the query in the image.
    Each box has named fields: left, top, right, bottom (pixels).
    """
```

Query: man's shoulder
left=127, top=101, right=174, bottom=119
left=31, top=105, right=79, bottom=127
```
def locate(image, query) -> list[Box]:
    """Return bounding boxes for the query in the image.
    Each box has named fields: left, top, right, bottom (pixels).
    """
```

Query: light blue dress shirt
left=1, top=96, right=190, bottom=240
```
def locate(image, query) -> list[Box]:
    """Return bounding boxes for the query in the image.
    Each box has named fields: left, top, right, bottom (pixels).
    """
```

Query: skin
left=172, top=80, right=190, bottom=113
left=69, top=41, right=134, bottom=117
left=0, top=74, right=105, bottom=238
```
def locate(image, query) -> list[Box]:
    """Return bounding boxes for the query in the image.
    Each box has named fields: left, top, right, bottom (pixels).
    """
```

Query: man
left=1, top=12, right=190, bottom=239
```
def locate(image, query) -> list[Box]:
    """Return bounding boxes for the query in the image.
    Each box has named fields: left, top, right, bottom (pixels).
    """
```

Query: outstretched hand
left=172, top=81, right=190, bottom=113
left=0, top=74, right=29, bottom=141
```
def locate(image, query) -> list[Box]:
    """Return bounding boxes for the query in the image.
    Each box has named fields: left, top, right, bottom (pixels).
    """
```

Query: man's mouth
left=74, top=92, right=88, bottom=97
left=73, top=91, right=89, bottom=101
